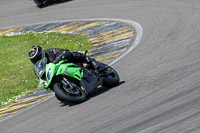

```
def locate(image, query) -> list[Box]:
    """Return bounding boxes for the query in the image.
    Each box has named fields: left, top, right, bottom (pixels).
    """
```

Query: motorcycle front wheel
left=54, top=81, right=86, bottom=103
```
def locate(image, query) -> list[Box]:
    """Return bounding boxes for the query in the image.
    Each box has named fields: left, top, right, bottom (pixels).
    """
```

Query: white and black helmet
left=28, top=45, right=44, bottom=64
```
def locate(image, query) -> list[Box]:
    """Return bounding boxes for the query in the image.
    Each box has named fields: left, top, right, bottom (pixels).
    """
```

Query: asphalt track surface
left=1, top=0, right=200, bottom=133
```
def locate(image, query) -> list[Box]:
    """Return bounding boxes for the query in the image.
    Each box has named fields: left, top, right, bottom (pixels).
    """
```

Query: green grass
left=0, top=32, right=92, bottom=108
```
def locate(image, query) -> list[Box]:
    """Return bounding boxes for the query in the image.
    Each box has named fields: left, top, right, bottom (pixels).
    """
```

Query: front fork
left=61, top=78, right=73, bottom=89
left=60, top=78, right=83, bottom=95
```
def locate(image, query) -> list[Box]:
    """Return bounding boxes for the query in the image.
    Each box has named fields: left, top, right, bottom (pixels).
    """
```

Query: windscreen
left=34, top=51, right=47, bottom=78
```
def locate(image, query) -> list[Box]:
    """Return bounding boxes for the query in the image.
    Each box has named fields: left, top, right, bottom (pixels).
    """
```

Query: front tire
left=54, top=81, right=86, bottom=103
left=55, top=93, right=64, bottom=101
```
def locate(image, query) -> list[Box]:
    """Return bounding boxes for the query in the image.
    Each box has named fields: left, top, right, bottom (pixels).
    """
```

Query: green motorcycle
left=34, top=51, right=120, bottom=103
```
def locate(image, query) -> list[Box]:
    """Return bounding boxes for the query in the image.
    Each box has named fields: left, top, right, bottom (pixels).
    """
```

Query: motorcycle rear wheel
left=102, top=65, right=120, bottom=87
left=54, top=81, right=86, bottom=103
left=34, top=0, right=43, bottom=8
left=34, top=0, right=49, bottom=8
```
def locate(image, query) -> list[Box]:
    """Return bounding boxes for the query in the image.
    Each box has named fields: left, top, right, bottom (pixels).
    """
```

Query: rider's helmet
left=28, top=45, right=44, bottom=64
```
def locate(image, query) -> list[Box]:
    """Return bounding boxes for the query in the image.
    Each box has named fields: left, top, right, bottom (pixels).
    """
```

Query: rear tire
left=54, top=81, right=86, bottom=103
left=102, top=65, right=120, bottom=87
left=34, top=0, right=43, bottom=8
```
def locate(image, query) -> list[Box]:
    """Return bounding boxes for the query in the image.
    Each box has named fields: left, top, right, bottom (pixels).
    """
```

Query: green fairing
left=39, top=79, right=49, bottom=89
left=56, top=64, right=83, bottom=80
left=38, top=60, right=83, bottom=89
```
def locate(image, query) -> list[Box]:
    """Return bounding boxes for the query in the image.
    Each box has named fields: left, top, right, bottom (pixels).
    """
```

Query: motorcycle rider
left=28, top=45, right=98, bottom=69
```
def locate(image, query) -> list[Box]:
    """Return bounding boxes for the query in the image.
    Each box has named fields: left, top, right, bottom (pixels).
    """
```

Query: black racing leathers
left=45, top=48, right=87, bottom=64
